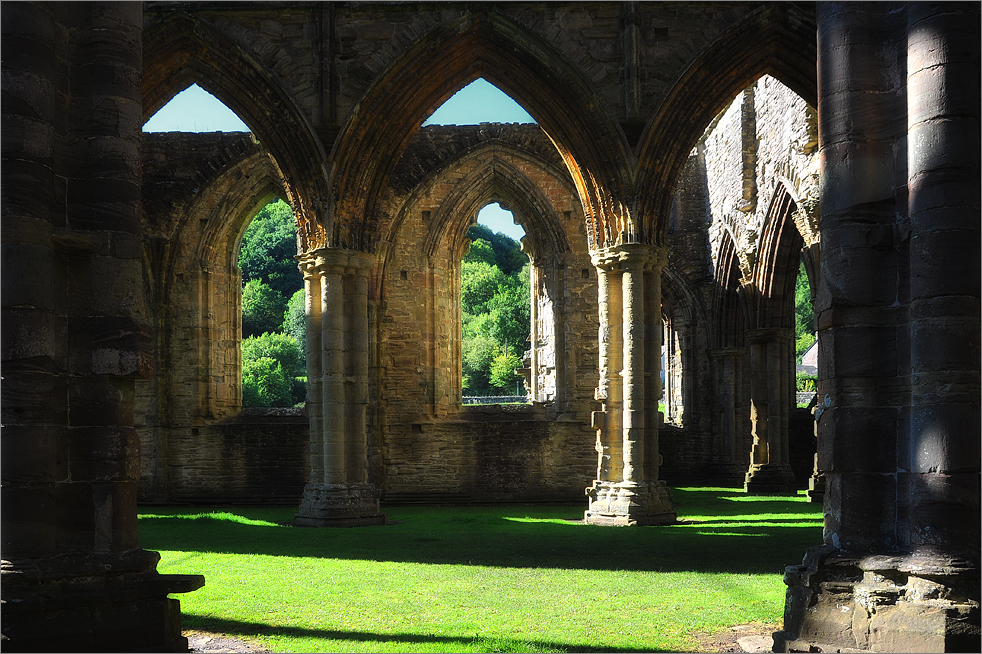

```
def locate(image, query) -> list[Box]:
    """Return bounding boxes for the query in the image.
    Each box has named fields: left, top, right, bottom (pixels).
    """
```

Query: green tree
left=489, top=352, right=523, bottom=392
left=466, top=223, right=526, bottom=274
left=462, top=334, right=498, bottom=395
left=242, top=357, right=293, bottom=407
left=487, top=264, right=530, bottom=348
left=242, top=332, right=305, bottom=405
left=794, top=262, right=816, bottom=363
left=242, top=332, right=304, bottom=378
left=281, top=288, right=306, bottom=346
left=242, top=279, right=287, bottom=338
left=463, top=238, right=497, bottom=267
left=238, top=199, right=303, bottom=298
left=461, top=260, right=507, bottom=315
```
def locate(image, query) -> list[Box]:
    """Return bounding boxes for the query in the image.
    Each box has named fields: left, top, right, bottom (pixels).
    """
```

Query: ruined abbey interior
left=2, top=1, right=979, bottom=652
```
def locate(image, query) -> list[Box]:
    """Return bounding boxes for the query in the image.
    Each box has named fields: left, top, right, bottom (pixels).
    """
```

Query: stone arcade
left=2, top=2, right=978, bottom=652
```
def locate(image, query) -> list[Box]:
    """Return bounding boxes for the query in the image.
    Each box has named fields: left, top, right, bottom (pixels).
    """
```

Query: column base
left=774, top=545, right=981, bottom=653
left=1, top=550, right=204, bottom=653
left=806, top=472, right=825, bottom=504
left=584, top=480, right=676, bottom=526
left=744, top=462, right=797, bottom=494
left=294, top=483, right=386, bottom=527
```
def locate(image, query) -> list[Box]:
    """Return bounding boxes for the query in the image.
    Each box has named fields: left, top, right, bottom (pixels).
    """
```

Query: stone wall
left=373, top=124, right=601, bottom=500
left=153, top=409, right=309, bottom=504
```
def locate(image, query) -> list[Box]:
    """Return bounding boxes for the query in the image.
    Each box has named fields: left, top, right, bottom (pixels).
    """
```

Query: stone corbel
left=792, top=196, right=820, bottom=247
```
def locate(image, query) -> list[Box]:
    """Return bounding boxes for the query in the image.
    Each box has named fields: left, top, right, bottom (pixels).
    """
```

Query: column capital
left=297, top=247, right=375, bottom=276
left=591, top=243, right=667, bottom=272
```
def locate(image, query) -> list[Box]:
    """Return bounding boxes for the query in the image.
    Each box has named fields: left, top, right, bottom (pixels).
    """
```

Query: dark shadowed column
left=1, top=3, right=203, bottom=651
left=777, top=3, right=980, bottom=652
left=744, top=328, right=797, bottom=494
left=902, top=1, right=980, bottom=647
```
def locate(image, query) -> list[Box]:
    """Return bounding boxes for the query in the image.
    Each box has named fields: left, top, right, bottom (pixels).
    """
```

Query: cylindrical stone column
left=349, top=265, right=370, bottom=485
left=585, top=244, right=674, bottom=527
left=904, top=1, right=980, bottom=558
left=777, top=5, right=980, bottom=652
left=1, top=4, right=203, bottom=651
left=301, top=257, right=324, bottom=484
left=621, top=253, right=646, bottom=483
left=744, top=328, right=796, bottom=494
left=643, top=256, right=665, bottom=483
left=708, top=347, right=748, bottom=485
left=321, top=263, right=346, bottom=485
left=295, top=248, right=384, bottom=528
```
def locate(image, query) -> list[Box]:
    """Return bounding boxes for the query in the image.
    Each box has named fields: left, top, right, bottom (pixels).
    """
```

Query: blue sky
left=144, top=79, right=531, bottom=240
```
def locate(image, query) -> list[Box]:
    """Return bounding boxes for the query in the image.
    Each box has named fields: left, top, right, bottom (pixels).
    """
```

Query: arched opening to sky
left=143, top=84, right=250, bottom=132
left=424, top=78, right=535, bottom=241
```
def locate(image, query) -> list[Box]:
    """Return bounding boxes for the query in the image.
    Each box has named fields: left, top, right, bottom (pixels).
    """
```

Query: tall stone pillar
left=776, top=3, right=980, bottom=652
left=1, top=3, right=203, bottom=650
left=295, top=248, right=385, bottom=527
left=585, top=244, right=675, bottom=526
left=744, top=328, right=797, bottom=494
left=707, top=347, right=749, bottom=485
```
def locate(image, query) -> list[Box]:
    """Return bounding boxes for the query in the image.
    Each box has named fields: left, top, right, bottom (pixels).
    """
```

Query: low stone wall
left=381, top=405, right=597, bottom=502
left=461, top=396, right=529, bottom=405
left=147, top=408, right=310, bottom=505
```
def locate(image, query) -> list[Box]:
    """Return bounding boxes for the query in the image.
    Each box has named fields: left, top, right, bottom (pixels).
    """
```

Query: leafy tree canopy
left=281, top=288, right=306, bottom=347
left=463, top=238, right=497, bottom=267
left=242, top=356, right=293, bottom=407
left=489, top=352, right=524, bottom=392
left=242, top=332, right=304, bottom=379
left=238, top=199, right=303, bottom=298
left=466, top=223, right=527, bottom=274
left=461, top=260, right=507, bottom=316
left=795, top=262, right=816, bottom=363
left=242, top=279, right=287, bottom=338
left=462, top=334, right=498, bottom=394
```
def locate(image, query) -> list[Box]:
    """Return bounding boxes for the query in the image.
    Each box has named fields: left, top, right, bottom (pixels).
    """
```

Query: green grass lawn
left=138, top=488, right=822, bottom=653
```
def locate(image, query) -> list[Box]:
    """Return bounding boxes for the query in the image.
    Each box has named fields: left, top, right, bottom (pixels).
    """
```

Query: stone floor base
left=1, top=550, right=204, bottom=653
left=775, top=545, right=981, bottom=653
left=744, top=462, right=797, bottom=494
left=294, top=482, right=385, bottom=528
left=584, top=480, right=676, bottom=526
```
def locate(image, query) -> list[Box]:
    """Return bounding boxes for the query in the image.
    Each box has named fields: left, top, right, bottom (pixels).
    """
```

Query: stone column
left=744, top=328, right=797, bottom=494
left=295, top=248, right=385, bottom=527
left=708, top=347, right=749, bottom=485
left=0, top=4, right=203, bottom=650
left=643, top=256, right=664, bottom=483
left=585, top=244, right=675, bottom=526
left=777, top=4, right=980, bottom=652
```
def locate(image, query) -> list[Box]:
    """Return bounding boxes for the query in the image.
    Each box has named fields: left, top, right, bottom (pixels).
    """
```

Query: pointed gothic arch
left=328, top=8, right=633, bottom=253
left=749, top=185, right=806, bottom=331
left=143, top=12, right=329, bottom=251
left=636, top=3, right=817, bottom=244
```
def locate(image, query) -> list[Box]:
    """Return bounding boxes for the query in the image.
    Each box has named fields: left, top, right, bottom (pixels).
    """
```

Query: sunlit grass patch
left=140, top=488, right=822, bottom=653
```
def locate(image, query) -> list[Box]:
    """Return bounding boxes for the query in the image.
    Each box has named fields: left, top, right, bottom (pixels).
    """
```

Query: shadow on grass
left=140, top=489, right=822, bottom=575
left=181, top=615, right=672, bottom=653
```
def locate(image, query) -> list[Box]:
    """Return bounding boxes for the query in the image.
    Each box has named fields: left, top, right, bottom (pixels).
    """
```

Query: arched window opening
left=794, top=258, right=817, bottom=406
left=460, top=203, right=531, bottom=403
left=662, top=316, right=685, bottom=426
left=236, top=198, right=306, bottom=408
left=144, top=83, right=250, bottom=133
left=423, top=78, right=536, bottom=126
